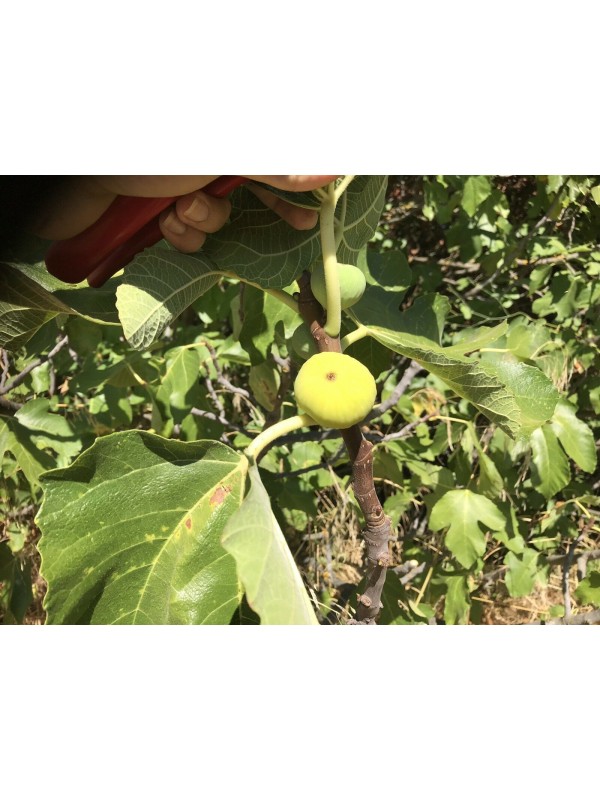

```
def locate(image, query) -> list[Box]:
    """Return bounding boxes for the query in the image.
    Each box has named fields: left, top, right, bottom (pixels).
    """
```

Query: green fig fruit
left=291, top=323, right=318, bottom=361
left=310, top=262, right=366, bottom=310
left=294, top=352, right=376, bottom=429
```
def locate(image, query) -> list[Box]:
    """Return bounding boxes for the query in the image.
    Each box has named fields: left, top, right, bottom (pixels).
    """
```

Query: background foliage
left=1, top=175, right=598, bottom=624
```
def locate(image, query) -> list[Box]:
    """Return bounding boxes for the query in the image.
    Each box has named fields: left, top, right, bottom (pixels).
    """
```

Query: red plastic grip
left=45, top=175, right=248, bottom=287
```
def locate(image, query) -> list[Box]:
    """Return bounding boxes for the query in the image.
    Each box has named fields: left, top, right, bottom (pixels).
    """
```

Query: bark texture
left=296, top=272, right=395, bottom=623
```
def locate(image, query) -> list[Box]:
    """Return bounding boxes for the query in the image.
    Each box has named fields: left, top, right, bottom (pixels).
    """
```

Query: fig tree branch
left=201, top=340, right=251, bottom=399
left=0, top=334, right=69, bottom=396
left=190, top=406, right=251, bottom=435
left=368, top=360, right=424, bottom=420
left=296, top=271, right=395, bottom=624
left=0, top=395, right=22, bottom=412
left=409, top=252, right=585, bottom=271
left=529, top=609, right=600, bottom=626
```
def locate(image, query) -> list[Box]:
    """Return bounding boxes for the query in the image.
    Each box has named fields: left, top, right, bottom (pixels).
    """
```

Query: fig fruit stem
left=245, top=413, right=316, bottom=461
left=320, top=183, right=342, bottom=338
left=334, top=191, right=347, bottom=250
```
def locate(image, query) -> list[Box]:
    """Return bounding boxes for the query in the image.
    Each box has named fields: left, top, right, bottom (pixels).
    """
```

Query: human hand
left=33, top=176, right=338, bottom=253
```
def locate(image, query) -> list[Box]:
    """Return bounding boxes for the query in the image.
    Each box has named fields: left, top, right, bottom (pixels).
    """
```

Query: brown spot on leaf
left=185, top=518, right=192, bottom=529
left=210, top=485, right=231, bottom=507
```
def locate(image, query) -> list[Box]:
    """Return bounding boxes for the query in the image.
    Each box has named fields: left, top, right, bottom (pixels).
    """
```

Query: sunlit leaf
left=38, top=432, right=246, bottom=624
left=429, top=489, right=506, bottom=568
left=116, top=247, right=221, bottom=349
left=550, top=399, right=597, bottom=473
left=221, top=463, right=319, bottom=625
left=530, top=425, right=571, bottom=499
left=461, top=176, right=492, bottom=217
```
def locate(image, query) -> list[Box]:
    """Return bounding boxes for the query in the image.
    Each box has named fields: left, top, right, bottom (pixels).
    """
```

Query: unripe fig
left=310, top=263, right=366, bottom=310
left=291, top=323, right=318, bottom=361
left=294, top=352, right=376, bottom=429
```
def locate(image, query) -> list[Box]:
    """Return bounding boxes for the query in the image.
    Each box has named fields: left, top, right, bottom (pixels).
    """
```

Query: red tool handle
left=45, top=175, right=248, bottom=287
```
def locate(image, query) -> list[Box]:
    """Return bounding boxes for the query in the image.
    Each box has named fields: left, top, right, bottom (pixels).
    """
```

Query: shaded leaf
left=239, top=285, right=299, bottom=365
left=204, top=176, right=387, bottom=288
left=0, top=414, right=55, bottom=490
left=352, top=291, right=450, bottom=345
left=0, top=542, right=32, bottom=623
left=504, top=548, right=542, bottom=598
left=249, top=362, right=280, bottom=412
left=0, top=263, right=71, bottom=347
left=444, top=575, right=471, bottom=624
left=14, top=398, right=82, bottom=466
left=0, top=263, right=120, bottom=348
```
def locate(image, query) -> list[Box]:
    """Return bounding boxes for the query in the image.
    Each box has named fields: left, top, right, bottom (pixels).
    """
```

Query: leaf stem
left=245, top=413, right=316, bottom=460
left=334, top=175, right=356, bottom=204
left=340, top=326, right=369, bottom=350
left=222, top=272, right=299, bottom=313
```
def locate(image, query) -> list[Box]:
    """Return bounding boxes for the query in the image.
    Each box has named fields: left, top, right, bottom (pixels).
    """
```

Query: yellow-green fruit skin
left=294, top=352, right=376, bottom=429
left=310, top=263, right=366, bottom=310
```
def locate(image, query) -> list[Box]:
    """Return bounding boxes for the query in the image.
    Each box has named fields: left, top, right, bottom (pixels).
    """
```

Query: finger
left=174, top=191, right=232, bottom=233
left=248, top=184, right=319, bottom=230
left=159, top=211, right=207, bottom=253
left=32, top=176, right=220, bottom=240
left=31, top=177, right=116, bottom=240
left=96, top=176, right=219, bottom=197
left=244, top=175, right=339, bottom=192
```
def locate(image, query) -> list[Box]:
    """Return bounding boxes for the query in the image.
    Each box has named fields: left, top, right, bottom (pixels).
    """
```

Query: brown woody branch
left=0, top=334, right=69, bottom=397
left=529, top=609, right=600, bottom=626
left=296, top=271, right=395, bottom=624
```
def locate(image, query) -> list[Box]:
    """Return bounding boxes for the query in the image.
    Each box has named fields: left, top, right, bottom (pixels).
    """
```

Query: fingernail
left=163, top=212, right=186, bottom=235
left=185, top=198, right=209, bottom=222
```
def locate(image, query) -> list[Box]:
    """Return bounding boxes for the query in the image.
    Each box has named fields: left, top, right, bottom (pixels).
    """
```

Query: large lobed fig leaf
left=37, top=430, right=319, bottom=625
left=38, top=432, right=245, bottom=624
left=350, top=291, right=558, bottom=439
